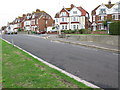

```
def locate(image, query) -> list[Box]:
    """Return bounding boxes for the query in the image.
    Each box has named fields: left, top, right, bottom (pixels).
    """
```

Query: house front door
left=93, top=26, right=96, bottom=31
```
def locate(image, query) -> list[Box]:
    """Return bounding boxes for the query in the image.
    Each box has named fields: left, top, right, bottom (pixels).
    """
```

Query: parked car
left=37, top=31, right=46, bottom=34
left=14, top=29, right=18, bottom=34
left=6, top=30, right=14, bottom=34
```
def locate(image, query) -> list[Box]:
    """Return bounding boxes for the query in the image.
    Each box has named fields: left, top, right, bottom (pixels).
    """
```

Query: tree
left=103, top=20, right=108, bottom=30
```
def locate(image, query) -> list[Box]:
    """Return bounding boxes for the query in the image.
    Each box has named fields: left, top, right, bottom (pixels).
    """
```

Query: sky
left=0, top=0, right=119, bottom=28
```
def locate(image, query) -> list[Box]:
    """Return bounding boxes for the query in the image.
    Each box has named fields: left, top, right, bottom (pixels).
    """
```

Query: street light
left=56, top=24, right=61, bottom=35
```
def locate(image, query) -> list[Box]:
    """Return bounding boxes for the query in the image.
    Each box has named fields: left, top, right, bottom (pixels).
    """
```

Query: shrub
left=52, top=27, right=55, bottom=30
left=109, top=21, right=120, bottom=35
left=18, top=28, right=22, bottom=31
left=78, top=29, right=91, bottom=34
left=63, top=30, right=79, bottom=34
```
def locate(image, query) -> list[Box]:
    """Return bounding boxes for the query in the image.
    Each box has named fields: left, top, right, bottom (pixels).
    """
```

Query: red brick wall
left=91, top=31, right=107, bottom=34
left=85, top=17, right=91, bottom=29
left=37, top=16, right=54, bottom=31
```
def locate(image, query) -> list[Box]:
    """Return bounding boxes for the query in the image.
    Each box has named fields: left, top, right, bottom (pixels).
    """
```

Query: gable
left=60, top=8, right=69, bottom=17
left=96, top=4, right=109, bottom=15
left=70, top=7, right=81, bottom=16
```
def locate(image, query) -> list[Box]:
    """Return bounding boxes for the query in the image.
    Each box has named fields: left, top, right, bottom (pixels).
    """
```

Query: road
left=2, top=34, right=118, bottom=89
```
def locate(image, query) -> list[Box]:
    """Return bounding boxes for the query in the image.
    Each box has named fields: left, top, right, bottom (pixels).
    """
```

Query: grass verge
left=67, top=34, right=109, bottom=35
left=2, top=40, right=93, bottom=88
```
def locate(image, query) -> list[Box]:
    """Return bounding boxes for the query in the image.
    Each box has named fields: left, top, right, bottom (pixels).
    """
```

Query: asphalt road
left=2, top=34, right=118, bottom=89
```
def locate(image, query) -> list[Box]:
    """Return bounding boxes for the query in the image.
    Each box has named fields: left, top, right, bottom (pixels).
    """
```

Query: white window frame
left=77, top=25, right=79, bottom=29
left=56, top=19, right=58, bottom=23
left=99, top=9, right=106, bottom=14
left=61, top=12, right=66, bottom=16
left=73, top=25, right=76, bottom=30
left=65, top=25, right=67, bottom=29
left=62, top=18, right=64, bottom=22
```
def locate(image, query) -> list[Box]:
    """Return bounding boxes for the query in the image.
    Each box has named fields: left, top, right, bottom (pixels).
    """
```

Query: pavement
left=2, top=34, right=119, bottom=89
left=41, top=34, right=119, bottom=53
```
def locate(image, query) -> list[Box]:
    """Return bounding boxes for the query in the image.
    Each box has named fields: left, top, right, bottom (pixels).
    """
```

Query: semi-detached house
left=91, top=0, right=120, bottom=31
left=54, top=4, right=91, bottom=31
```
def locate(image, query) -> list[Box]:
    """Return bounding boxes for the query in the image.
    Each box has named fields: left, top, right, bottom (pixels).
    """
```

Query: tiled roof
left=77, top=6, right=87, bottom=16
left=55, top=13, right=59, bottom=18
left=65, top=8, right=71, bottom=11
left=92, top=5, right=100, bottom=15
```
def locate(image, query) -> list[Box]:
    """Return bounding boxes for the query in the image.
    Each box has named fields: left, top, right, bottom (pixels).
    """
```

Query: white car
left=6, top=30, right=14, bottom=34
left=14, top=29, right=18, bottom=34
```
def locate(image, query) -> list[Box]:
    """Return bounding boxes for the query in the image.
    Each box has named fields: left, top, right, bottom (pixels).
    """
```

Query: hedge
left=62, top=29, right=91, bottom=34
left=109, top=21, right=120, bottom=35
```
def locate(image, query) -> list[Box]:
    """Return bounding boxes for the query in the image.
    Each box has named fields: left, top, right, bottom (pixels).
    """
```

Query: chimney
left=71, top=4, right=74, bottom=8
left=108, top=0, right=111, bottom=5
left=36, top=9, right=40, bottom=12
left=23, top=14, right=26, bottom=17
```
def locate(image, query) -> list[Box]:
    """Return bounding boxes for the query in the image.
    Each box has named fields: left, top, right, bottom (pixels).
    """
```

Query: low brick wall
left=66, top=35, right=119, bottom=46
left=91, top=31, right=107, bottom=34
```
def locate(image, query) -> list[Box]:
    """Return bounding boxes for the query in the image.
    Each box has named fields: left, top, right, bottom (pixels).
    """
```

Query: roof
left=105, top=4, right=115, bottom=8
left=9, top=9, right=52, bottom=24
left=55, top=13, right=59, bottom=18
left=55, top=4, right=88, bottom=18
left=77, top=6, right=87, bottom=16
left=65, top=8, right=71, bottom=11
left=91, top=5, right=100, bottom=15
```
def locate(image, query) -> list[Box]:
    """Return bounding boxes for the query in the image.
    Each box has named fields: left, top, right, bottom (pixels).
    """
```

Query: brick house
left=91, top=0, right=120, bottom=31
left=54, top=4, right=91, bottom=31
left=7, top=9, right=54, bottom=32
left=24, top=9, right=54, bottom=32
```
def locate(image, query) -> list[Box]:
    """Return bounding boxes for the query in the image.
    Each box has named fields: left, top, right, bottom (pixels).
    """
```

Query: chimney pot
left=71, top=4, right=74, bottom=8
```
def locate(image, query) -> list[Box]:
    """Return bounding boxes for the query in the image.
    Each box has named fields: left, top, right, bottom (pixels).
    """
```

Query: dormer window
left=73, top=11, right=77, bottom=14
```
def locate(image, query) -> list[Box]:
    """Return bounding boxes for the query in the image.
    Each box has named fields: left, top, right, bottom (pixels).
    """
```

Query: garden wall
left=65, top=35, right=119, bottom=46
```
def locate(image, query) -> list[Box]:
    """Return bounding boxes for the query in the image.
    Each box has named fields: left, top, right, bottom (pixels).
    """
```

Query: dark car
left=37, top=31, right=46, bottom=34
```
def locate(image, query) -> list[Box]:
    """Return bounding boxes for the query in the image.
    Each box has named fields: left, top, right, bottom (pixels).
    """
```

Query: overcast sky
left=0, top=0, right=119, bottom=28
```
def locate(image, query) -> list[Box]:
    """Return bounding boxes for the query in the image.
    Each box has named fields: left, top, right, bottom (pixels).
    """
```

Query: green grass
left=67, top=34, right=109, bottom=35
left=0, top=39, right=2, bottom=89
left=1, top=40, right=94, bottom=88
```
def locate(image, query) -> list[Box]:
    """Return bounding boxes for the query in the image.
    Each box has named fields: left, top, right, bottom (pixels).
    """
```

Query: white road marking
left=112, top=53, right=119, bottom=56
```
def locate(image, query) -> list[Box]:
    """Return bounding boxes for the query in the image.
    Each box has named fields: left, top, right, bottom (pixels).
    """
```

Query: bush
left=78, top=29, right=91, bottom=34
left=52, top=27, right=55, bottom=30
left=109, top=21, right=120, bottom=35
left=18, top=28, right=22, bottom=32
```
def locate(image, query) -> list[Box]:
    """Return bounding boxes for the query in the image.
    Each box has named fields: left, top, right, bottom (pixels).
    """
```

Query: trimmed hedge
left=109, top=21, right=120, bottom=35
left=62, top=29, right=91, bottom=34
left=78, top=29, right=91, bottom=34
